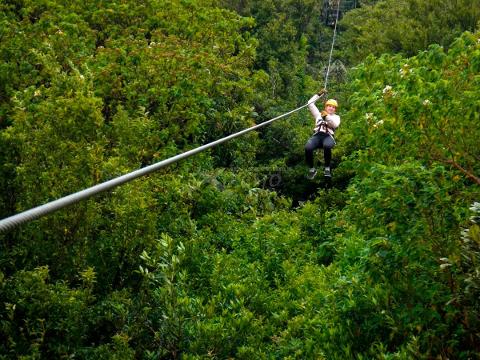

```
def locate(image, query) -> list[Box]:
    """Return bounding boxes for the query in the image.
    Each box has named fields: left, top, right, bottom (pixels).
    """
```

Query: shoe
left=324, top=167, right=332, bottom=177
left=307, top=168, right=317, bottom=179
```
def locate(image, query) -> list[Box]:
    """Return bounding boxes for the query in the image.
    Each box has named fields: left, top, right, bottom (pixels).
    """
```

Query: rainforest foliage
left=338, top=0, right=480, bottom=64
left=0, top=0, right=479, bottom=358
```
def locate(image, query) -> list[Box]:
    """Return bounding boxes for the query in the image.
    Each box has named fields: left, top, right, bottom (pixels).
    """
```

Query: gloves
left=321, top=111, right=329, bottom=122
left=317, top=88, right=327, bottom=97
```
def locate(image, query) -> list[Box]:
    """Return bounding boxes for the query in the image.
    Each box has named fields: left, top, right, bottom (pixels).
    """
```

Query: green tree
left=338, top=0, right=480, bottom=64
left=340, top=32, right=480, bottom=185
left=0, top=0, right=274, bottom=357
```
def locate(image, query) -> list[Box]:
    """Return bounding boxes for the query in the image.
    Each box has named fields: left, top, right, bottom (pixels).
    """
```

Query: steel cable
left=323, top=0, right=342, bottom=92
left=0, top=103, right=309, bottom=232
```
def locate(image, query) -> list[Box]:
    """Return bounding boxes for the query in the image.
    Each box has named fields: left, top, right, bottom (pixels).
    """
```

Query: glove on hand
left=321, top=110, right=328, bottom=118
left=317, top=88, right=327, bottom=97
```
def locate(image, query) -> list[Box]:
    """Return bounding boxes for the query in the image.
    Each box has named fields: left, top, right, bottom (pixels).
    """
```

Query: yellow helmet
left=325, top=99, right=338, bottom=108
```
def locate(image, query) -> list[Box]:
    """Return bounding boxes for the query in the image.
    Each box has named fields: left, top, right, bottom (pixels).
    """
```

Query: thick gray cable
left=0, top=103, right=310, bottom=232
left=323, top=0, right=342, bottom=91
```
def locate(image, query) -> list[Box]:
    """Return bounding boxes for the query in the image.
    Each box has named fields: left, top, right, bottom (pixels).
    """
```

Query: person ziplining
left=305, top=91, right=340, bottom=179
left=304, top=0, right=342, bottom=180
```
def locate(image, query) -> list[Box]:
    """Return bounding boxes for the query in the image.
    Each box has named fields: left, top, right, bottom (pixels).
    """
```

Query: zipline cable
left=323, top=0, right=342, bottom=92
left=0, top=103, right=310, bottom=233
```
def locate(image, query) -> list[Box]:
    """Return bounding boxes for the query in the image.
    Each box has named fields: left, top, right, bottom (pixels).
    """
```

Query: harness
left=315, top=116, right=337, bottom=137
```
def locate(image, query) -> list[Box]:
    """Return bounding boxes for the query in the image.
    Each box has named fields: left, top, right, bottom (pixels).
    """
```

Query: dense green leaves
left=1, top=0, right=480, bottom=358
left=338, top=0, right=480, bottom=64
left=341, top=32, right=480, bottom=186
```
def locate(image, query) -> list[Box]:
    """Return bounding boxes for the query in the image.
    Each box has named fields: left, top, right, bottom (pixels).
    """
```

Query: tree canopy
left=338, top=0, right=480, bottom=64
left=0, top=0, right=479, bottom=358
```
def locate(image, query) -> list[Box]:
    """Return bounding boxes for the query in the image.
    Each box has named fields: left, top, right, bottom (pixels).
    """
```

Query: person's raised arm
left=307, top=94, right=322, bottom=120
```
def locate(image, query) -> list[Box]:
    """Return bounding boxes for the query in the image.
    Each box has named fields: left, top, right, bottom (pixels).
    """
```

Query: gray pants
left=305, top=132, right=335, bottom=168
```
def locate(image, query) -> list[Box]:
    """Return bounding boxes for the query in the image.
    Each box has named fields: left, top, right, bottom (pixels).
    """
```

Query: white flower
left=423, top=99, right=431, bottom=106
left=469, top=202, right=480, bottom=211
left=365, top=112, right=374, bottom=121
left=399, top=64, right=410, bottom=78
left=382, top=85, right=397, bottom=98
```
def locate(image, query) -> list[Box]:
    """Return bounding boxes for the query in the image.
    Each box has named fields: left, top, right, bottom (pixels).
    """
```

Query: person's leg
left=304, top=134, right=323, bottom=168
left=324, top=148, right=332, bottom=167
left=322, top=135, right=335, bottom=167
left=322, top=135, right=336, bottom=176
